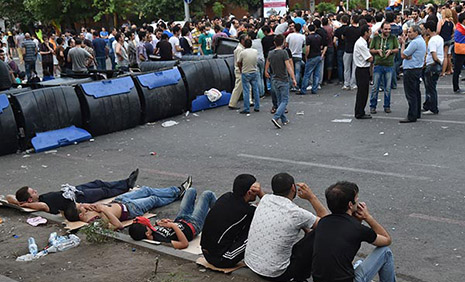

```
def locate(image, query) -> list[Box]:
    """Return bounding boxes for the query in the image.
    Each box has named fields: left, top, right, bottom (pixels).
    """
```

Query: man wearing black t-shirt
left=312, top=181, right=396, bottom=282
left=201, top=174, right=264, bottom=268
left=155, top=33, right=173, bottom=61
left=6, top=169, right=139, bottom=214
left=300, top=25, right=323, bottom=95
left=334, top=15, right=350, bottom=85
left=342, top=15, right=361, bottom=90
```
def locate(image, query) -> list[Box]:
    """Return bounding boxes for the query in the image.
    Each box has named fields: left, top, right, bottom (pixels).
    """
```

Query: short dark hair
left=64, top=203, right=80, bottom=222
left=173, top=25, right=181, bottom=34
left=161, top=33, right=169, bottom=40
left=360, top=24, right=370, bottom=36
left=381, top=21, right=391, bottom=29
left=16, top=186, right=31, bottom=202
left=56, top=37, right=64, bottom=45
left=294, top=23, right=302, bottom=32
left=181, top=27, right=189, bottom=37
left=459, top=12, right=465, bottom=24
left=341, top=15, right=350, bottom=24
left=375, top=12, right=384, bottom=22
left=274, top=34, right=285, bottom=47
left=129, top=223, right=148, bottom=240
left=322, top=18, right=329, bottom=26
left=308, top=24, right=316, bottom=32
left=352, top=15, right=360, bottom=24
left=325, top=181, right=359, bottom=214
left=232, top=174, right=257, bottom=197
left=75, top=38, right=82, bottom=45
left=385, top=12, right=395, bottom=23
left=93, top=31, right=99, bottom=37
left=271, top=173, right=295, bottom=196
left=313, top=19, right=321, bottom=28
left=424, top=20, right=437, bottom=32
left=244, top=38, right=252, bottom=48
left=262, top=25, right=271, bottom=34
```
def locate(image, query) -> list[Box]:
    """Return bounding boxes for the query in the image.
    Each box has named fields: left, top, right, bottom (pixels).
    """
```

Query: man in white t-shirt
left=244, top=173, right=329, bottom=281
left=169, top=25, right=183, bottom=59
left=423, top=20, right=444, bottom=115
left=286, top=23, right=306, bottom=91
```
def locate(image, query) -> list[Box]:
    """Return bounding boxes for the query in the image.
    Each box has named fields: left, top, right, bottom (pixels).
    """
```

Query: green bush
left=212, top=1, right=224, bottom=17
left=370, top=0, right=389, bottom=10
left=316, top=2, right=336, bottom=15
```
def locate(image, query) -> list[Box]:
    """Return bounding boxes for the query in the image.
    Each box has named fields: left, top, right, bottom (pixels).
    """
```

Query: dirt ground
left=0, top=208, right=254, bottom=282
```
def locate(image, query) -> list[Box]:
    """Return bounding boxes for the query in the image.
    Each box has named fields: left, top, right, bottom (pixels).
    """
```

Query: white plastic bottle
left=28, top=237, right=38, bottom=255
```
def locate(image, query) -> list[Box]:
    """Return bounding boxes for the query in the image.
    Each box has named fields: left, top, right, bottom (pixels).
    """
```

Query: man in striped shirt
left=201, top=174, right=264, bottom=268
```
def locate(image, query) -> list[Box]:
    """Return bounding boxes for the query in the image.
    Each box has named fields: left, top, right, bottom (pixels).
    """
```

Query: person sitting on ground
left=6, top=169, right=139, bottom=214
left=312, top=181, right=396, bottom=282
left=64, top=176, right=193, bottom=231
left=128, top=187, right=216, bottom=249
left=201, top=174, right=264, bottom=268
left=244, top=172, right=329, bottom=282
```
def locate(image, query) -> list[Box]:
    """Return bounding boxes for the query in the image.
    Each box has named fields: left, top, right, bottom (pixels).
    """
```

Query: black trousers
left=355, top=67, right=370, bottom=118
left=259, top=231, right=315, bottom=282
left=203, top=229, right=249, bottom=268
left=453, top=54, right=465, bottom=91
left=403, top=68, right=422, bottom=121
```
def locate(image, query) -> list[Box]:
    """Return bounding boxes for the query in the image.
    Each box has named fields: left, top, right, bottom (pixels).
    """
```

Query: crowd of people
left=6, top=169, right=395, bottom=282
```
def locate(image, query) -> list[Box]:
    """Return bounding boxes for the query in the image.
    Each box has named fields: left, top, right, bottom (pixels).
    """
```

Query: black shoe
left=254, top=109, right=260, bottom=112
left=240, top=110, right=250, bottom=114
left=285, top=108, right=289, bottom=114
left=127, top=168, right=139, bottom=188
left=370, top=108, right=377, bottom=114
left=178, top=176, right=192, bottom=199
left=355, top=115, right=372, bottom=119
left=399, top=119, right=416, bottom=123
left=228, top=106, right=240, bottom=110
left=271, top=119, right=282, bottom=129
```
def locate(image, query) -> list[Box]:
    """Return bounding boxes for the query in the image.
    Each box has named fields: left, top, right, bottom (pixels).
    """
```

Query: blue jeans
left=115, top=186, right=180, bottom=218
left=337, top=49, right=344, bottom=83
left=292, top=57, right=304, bottom=88
left=109, top=53, right=116, bottom=70
left=354, top=247, right=396, bottom=282
left=370, top=65, right=393, bottom=109
left=175, top=188, right=216, bottom=235
left=272, top=78, right=290, bottom=123
left=24, top=60, right=36, bottom=80
left=300, top=56, right=321, bottom=94
left=423, top=63, right=441, bottom=113
left=76, top=179, right=130, bottom=203
left=257, top=59, right=265, bottom=96
left=392, top=52, right=401, bottom=89
left=242, top=72, right=260, bottom=112
left=96, top=57, right=107, bottom=71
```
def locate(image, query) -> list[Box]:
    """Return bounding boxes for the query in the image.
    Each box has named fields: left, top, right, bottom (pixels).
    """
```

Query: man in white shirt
left=169, top=25, right=183, bottom=59
left=286, top=23, right=306, bottom=91
left=423, top=20, right=444, bottom=115
left=244, top=173, right=329, bottom=281
left=353, top=25, right=374, bottom=119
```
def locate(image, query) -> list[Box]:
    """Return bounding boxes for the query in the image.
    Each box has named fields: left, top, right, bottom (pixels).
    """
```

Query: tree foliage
left=0, top=0, right=35, bottom=26
left=316, top=2, right=336, bottom=14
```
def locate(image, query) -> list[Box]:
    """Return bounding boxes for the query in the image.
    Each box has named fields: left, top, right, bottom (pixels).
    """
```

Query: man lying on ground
left=129, top=187, right=216, bottom=249
left=64, top=176, right=193, bottom=230
left=201, top=174, right=264, bottom=268
left=312, top=181, right=396, bottom=282
left=5, top=169, right=139, bottom=214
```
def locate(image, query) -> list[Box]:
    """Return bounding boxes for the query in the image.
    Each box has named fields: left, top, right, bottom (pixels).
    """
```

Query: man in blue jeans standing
left=265, top=34, right=297, bottom=129
left=369, top=22, right=399, bottom=114
left=312, top=181, right=396, bottom=282
left=300, top=25, right=323, bottom=95
left=238, top=38, right=260, bottom=114
left=92, top=31, right=108, bottom=70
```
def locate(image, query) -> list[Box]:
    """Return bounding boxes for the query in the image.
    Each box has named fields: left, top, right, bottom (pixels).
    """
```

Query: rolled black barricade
left=133, top=68, right=188, bottom=123
left=76, top=76, right=141, bottom=136
left=215, top=37, right=239, bottom=55
left=0, top=93, right=18, bottom=155
left=217, top=55, right=235, bottom=90
left=9, top=86, right=82, bottom=149
left=140, top=60, right=178, bottom=72
left=180, top=54, right=216, bottom=61
left=178, top=59, right=233, bottom=108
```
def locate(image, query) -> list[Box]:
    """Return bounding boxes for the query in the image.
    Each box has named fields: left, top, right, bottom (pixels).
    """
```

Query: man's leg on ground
left=350, top=56, right=357, bottom=88
left=189, top=191, right=216, bottom=234
left=242, top=73, right=252, bottom=112
left=370, top=66, right=382, bottom=110
left=229, top=72, right=243, bottom=108
left=300, top=59, right=312, bottom=94
left=337, top=49, right=344, bottom=84
left=273, top=80, right=289, bottom=123
left=403, top=69, right=418, bottom=121
left=354, top=246, right=396, bottom=282
left=343, top=52, right=352, bottom=87
left=384, top=67, right=393, bottom=110
left=76, top=179, right=130, bottom=203
left=121, top=186, right=181, bottom=216
left=453, top=54, right=465, bottom=91
left=251, top=72, right=260, bottom=109
left=312, top=57, right=322, bottom=93
left=355, top=67, right=370, bottom=117
left=175, top=188, right=197, bottom=220
left=204, top=229, right=248, bottom=268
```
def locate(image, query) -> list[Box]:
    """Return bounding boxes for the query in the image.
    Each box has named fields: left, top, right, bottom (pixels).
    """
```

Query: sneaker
left=423, top=110, right=437, bottom=115
left=290, top=87, right=298, bottom=92
left=240, top=110, right=250, bottom=114
left=271, top=119, right=282, bottom=129
left=351, top=86, right=358, bottom=90
left=285, top=108, right=289, bottom=114
left=127, top=168, right=139, bottom=188
left=178, top=176, right=193, bottom=199
left=254, top=108, right=260, bottom=112
left=384, top=108, right=391, bottom=113
left=370, top=108, right=377, bottom=114
left=318, top=85, right=322, bottom=90
left=283, top=120, right=290, bottom=125
left=342, top=86, right=350, bottom=90
left=306, top=85, right=312, bottom=90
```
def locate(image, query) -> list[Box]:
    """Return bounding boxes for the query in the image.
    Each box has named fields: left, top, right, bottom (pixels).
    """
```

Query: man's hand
left=296, top=183, right=315, bottom=201
left=378, top=49, right=384, bottom=57
left=292, top=78, right=297, bottom=87
left=89, top=204, right=104, bottom=212
left=385, top=50, right=392, bottom=57
left=354, top=202, right=371, bottom=221
left=250, top=182, right=265, bottom=198
left=265, top=71, right=270, bottom=79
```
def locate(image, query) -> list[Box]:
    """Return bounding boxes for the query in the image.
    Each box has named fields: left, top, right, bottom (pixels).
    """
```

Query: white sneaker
left=423, top=110, right=437, bottom=115
left=342, top=86, right=350, bottom=90
left=351, top=86, right=358, bottom=90
left=307, top=85, right=312, bottom=90
left=318, top=85, right=322, bottom=90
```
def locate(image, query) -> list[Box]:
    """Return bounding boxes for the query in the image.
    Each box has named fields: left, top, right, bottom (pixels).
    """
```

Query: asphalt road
left=1, top=74, right=464, bottom=282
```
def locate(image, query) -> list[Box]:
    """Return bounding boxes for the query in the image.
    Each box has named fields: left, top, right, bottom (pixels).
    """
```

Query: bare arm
left=355, top=202, right=392, bottom=247
left=431, top=51, right=441, bottom=65
left=19, top=202, right=50, bottom=212
left=158, top=221, right=189, bottom=249
left=99, top=206, right=124, bottom=230
left=285, top=59, right=296, bottom=86
left=6, top=194, right=20, bottom=205
left=264, top=58, right=270, bottom=78
left=297, top=183, right=329, bottom=229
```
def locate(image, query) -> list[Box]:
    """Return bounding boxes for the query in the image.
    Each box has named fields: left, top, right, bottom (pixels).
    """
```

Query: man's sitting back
left=244, top=172, right=328, bottom=281
left=312, top=181, right=396, bottom=282
left=201, top=174, right=264, bottom=268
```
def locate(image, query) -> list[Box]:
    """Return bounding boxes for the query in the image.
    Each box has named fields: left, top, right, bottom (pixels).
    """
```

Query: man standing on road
left=245, top=173, right=329, bottom=281
left=354, top=25, right=374, bottom=120
left=228, top=34, right=247, bottom=110
left=286, top=23, right=305, bottom=91
left=68, top=38, right=94, bottom=73
left=169, top=26, right=183, bottom=59
left=300, top=25, right=323, bottom=95
left=369, top=22, right=399, bottom=114
left=312, top=181, right=396, bottom=282
left=238, top=38, right=260, bottom=114
left=423, top=21, right=443, bottom=115
left=21, top=33, right=37, bottom=80
left=39, top=36, right=55, bottom=78
left=343, top=15, right=361, bottom=90
left=452, top=13, right=465, bottom=94
left=399, top=25, right=426, bottom=123
left=266, top=35, right=297, bottom=129
left=92, top=31, right=107, bottom=70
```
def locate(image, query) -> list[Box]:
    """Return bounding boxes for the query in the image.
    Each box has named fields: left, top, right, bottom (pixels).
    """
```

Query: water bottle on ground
left=55, top=234, right=80, bottom=251
left=48, top=232, right=58, bottom=246
left=28, top=237, right=38, bottom=255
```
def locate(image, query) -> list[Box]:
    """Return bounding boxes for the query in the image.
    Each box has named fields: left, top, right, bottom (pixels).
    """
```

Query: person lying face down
left=5, top=169, right=139, bottom=214
left=64, top=178, right=193, bottom=229
left=129, top=188, right=216, bottom=250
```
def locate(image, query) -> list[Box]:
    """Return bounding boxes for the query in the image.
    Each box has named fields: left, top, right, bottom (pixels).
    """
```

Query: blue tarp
left=31, top=125, right=92, bottom=152
left=0, top=94, right=9, bottom=114
left=137, top=68, right=181, bottom=90
left=191, top=91, right=231, bottom=113
left=81, top=76, right=135, bottom=98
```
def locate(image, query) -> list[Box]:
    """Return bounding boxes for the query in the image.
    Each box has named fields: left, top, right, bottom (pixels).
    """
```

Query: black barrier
left=76, top=76, right=141, bottom=136
left=180, top=54, right=216, bottom=61
left=140, top=60, right=178, bottom=72
left=9, top=86, right=82, bottom=149
left=215, top=37, right=239, bottom=55
left=133, top=68, right=188, bottom=123
left=178, top=59, right=233, bottom=108
left=217, top=55, right=235, bottom=89
left=0, top=93, right=18, bottom=155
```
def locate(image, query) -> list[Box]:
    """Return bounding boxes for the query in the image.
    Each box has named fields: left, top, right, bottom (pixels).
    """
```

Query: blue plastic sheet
left=137, top=68, right=181, bottom=90
left=81, top=76, right=135, bottom=98
left=31, top=125, right=92, bottom=152
left=191, top=91, right=231, bottom=113
left=0, top=94, right=9, bottom=114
